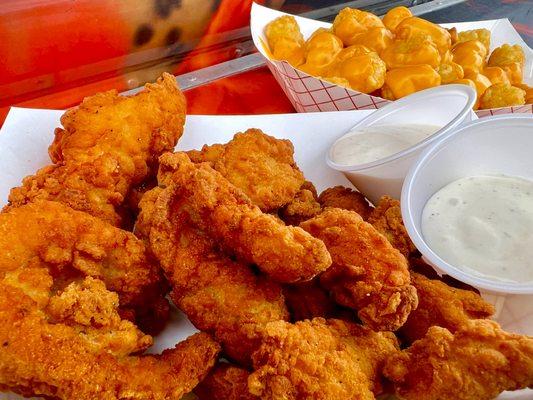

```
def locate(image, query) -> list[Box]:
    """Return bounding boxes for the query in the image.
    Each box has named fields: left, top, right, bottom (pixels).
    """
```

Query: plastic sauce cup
left=402, top=114, right=533, bottom=295
left=326, top=85, right=477, bottom=204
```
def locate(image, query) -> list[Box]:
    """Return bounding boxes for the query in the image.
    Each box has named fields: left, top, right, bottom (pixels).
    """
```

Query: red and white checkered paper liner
left=251, top=3, right=532, bottom=117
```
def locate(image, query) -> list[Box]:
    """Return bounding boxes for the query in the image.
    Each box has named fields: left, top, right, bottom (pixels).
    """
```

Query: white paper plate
left=0, top=107, right=531, bottom=399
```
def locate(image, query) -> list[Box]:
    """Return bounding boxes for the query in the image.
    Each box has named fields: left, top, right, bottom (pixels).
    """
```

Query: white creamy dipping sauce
left=422, top=175, right=533, bottom=283
left=331, top=123, right=441, bottom=166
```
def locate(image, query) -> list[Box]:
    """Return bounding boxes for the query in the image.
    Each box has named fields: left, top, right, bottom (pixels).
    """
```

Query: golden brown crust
left=7, top=73, right=186, bottom=227
left=249, top=318, right=399, bottom=400
left=368, top=195, right=417, bottom=259
left=279, top=187, right=322, bottom=226
left=282, top=280, right=337, bottom=321
left=187, top=129, right=305, bottom=212
left=195, top=363, right=258, bottom=400
left=301, top=208, right=418, bottom=331
left=141, top=185, right=289, bottom=365
left=0, top=201, right=219, bottom=398
left=318, top=185, right=373, bottom=220
left=385, top=320, right=533, bottom=400
left=157, top=152, right=332, bottom=283
left=399, top=272, right=494, bottom=343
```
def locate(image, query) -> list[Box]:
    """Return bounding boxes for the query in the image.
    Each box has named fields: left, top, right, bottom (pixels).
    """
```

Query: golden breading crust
left=195, top=363, right=258, bottom=400
left=301, top=208, right=418, bottom=331
left=7, top=73, right=186, bottom=227
left=249, top=318, right=399, bottom=400
left=384, top=320, right=533, bottom=400
left=187, top=129, right=305, bottom=212
left=279, top=186, right=322, bottom=226
left=368, top=195, right=417, bottom=259
left=399, top=272, right=495, bottom=343
left=156, top=152, right=332, bottom=283
left=318, top=185, right=373, bottom=220
left=139, top=185, right=289, bottom=366
left=282, top=280, right=338, bottom=321
left=0, top=201, right=219, bottom=399
left=0, top=200, right=166, bottom=330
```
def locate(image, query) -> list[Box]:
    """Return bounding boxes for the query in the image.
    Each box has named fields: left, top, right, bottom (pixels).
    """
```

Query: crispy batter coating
left=384, top=320, right=533, bottom=400
left=186, top=129, right=305, bottom=212
left=279, top=187, right=322, bottom=226
left=0, top=201, right=220, bottom=399
left=399, top=273, right=495, bottom=343
left=195, top=363, right=258, bottom=400
left=157, top=152, right=332, bottom=283
left=0, top=201, right=166, bottom=328
left=282, top=280, right=338, bottom=321
left=300, top=208, right=417, bottom=331
left=139, top=185, right=289, bottom=365
left=318, top=185, right=373, bottom=220
left=368, top=196, right=417, bottom=259
left=7, top=73, right=186, bottom=227
left=46, top=277, right=152, bottom=357
left=479, top=82, right=526, bottom=109
left=249, top=318, right=399, bottom=400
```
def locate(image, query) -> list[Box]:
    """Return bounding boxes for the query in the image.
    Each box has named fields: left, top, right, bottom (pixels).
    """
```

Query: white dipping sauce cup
left=326, top=85, right=477, bottom=204
left=402, top=114, right=533, bottom=295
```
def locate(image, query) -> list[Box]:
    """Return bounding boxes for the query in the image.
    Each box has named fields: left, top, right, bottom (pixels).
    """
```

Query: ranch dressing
left=422, top=175, right=533, bottom=283
left=331, top=123, right=440, bottom=166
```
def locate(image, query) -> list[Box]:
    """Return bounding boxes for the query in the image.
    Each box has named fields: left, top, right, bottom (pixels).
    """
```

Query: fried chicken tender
left=399, top=273, right=495, bottom=343
left=7, top=73, right=186, bottom=227
left=0, top=201, right=165, bottom=328
left=0, top=292, right=219, bottom=399
left=157, top=152, right=332, bottom=283
left=0, top=201, right=220, bottom=399
left=368, top=196, right=417, bottom=259
left=318, top=185, right=373, bottom=220
left=384, top=320, right=533, bottom=400
left=139, top=185, right=289, bottom=365
left=195, top=363, right=258, bottom=400
left=479, top=82, right=526, bottom=109
left=186, top=129, right=305, bottom=212
left=300, top=208, right=417, bottom=331
left=249, top=318, right=399, bottom=400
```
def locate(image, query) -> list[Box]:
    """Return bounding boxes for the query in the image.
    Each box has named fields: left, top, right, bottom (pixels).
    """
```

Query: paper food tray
left=251, top=3, right=533, bottom=117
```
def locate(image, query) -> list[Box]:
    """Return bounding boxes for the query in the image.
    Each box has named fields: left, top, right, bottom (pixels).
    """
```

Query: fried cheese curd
left=264, top=15, right=305, bottom=67
left=264, top=8, right=526, bottom=110
left=479, top=83, right=526, bottom=109
left=452, top=39, right=488, bottom=75
left=457, top=28, right=491, bottom=53
left=332, top=7, right=384, bottom=46
left=488, top=43, right=525, bottom=84
left=299, top=29, right=343, bottom=76
left=464, top=71, right=493, bottom=109
left=381, top=34, right=441, bottom=69
left=382, top=6, right=412, bottom=32
left=382, top=65, right=441, bottom=100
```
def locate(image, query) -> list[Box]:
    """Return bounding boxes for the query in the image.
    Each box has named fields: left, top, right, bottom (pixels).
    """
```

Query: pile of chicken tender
left=1, top=73, right=532, bottom=400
